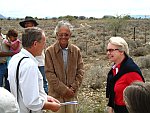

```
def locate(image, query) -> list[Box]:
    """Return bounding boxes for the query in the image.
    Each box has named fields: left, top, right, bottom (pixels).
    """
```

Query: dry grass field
left=1, top=18, right=150, bottom=113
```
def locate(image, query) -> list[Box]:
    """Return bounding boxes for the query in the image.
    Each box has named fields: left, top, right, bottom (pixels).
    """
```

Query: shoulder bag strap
left=16, top=57, right=32, bottom=113
left=16, top=57, right=29, bottom=100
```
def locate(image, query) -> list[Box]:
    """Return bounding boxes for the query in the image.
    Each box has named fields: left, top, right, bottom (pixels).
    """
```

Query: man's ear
left=121, top=51, right=125, bottom=55
left=33, top=41, right=38, bottom=47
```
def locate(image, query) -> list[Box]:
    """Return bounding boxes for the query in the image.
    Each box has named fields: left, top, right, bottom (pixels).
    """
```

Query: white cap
left=0, top=87, right=19, bottom=113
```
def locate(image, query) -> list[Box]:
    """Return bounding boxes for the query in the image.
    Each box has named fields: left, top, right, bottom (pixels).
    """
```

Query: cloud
left=0, top=0, right=150, bottom=18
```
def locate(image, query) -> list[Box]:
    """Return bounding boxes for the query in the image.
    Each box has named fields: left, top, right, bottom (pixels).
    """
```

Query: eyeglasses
left=57, top=33, right=70, bottom=38
left=106, top=49, right=119, bottom=52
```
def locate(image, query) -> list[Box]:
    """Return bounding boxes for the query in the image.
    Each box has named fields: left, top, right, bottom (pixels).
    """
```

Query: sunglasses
left=57, top=33, right=70, bottom=38
left=106, top=49, right=119, bottom=52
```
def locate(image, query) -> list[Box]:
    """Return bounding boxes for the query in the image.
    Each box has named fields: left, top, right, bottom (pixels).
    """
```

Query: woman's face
left=106, top=43, right=123, bottom=63
left=56, top=26, right=71, bottom=48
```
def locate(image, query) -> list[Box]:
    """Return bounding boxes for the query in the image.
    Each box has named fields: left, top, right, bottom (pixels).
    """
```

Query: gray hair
left=108, top=37, right=129, bottom=55
left=123, top=81, right=150, bottom=113
left=54, top=20, right=73, bottom=36
left=22, top=27, right=43, bottom=48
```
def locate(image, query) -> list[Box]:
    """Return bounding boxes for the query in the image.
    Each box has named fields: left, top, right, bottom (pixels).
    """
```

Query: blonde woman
left=106, top=37, right=145, bottom=113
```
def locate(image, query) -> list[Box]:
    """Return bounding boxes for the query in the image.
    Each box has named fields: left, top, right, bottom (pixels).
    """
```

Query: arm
left=43, top=101, right=60, bottom=112
left=126, top=72, right=144, bottom=84
left=0, top=51, right=15, bottom=57
left=0, top=39, right=15, bottom=56
left=20, top=61, right=59, bottom=111
left=4, top=41, right=11, bottom=46
left=3, top=39, right=11, bottom=46
left=21, top=62, right=60, bottom=112
left=43, top=96, right=60, bottom=112
left=10, top=41, right=20, bottom=51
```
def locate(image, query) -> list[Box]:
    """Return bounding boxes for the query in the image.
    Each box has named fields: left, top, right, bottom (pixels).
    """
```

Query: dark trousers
left=0, top=63, right=10, bottom=91
left=114, top=104, right=129, bottom=113
left=38, top=66, right=48, bottom=94
left=4, top=69, right=10, bottom=91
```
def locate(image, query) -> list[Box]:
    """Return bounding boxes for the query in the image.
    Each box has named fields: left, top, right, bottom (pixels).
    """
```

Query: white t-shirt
left=8, top=48, right=47, bottom=113
left=35, top=50, right=45, bottom=66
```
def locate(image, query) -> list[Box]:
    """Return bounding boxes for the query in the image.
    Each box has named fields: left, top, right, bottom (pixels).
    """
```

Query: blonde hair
left=108, top=37, right=129, bottom=55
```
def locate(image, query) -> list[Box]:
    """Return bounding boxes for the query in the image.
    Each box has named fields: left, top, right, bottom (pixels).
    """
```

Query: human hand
left=50, top=102, right=61, bottom=112
left=70, top=86, right=75, bottom=93
left=47, top=96, right=60, bottom=104
left=108, top=107, right=114, bottom=113
left=63, top=87, right=75, bottom=98
left=43, top=97, right=61, bottom=112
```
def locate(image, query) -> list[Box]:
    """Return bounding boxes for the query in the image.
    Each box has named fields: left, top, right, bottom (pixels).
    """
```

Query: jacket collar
left=55, top=41, right=73, bottom=53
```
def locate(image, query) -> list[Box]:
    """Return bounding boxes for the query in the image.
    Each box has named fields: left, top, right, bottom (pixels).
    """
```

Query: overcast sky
left=0, top=0, right=150, bottom=18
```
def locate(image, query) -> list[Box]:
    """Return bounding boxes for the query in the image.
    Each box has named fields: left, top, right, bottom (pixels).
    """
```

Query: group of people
left=0, top=16, right=84, bottom=113
left=0, top=16, right=150, bottom=113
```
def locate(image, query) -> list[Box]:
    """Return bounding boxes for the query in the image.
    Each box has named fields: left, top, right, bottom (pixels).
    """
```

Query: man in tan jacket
left=45, top=20, right=84, bottom=113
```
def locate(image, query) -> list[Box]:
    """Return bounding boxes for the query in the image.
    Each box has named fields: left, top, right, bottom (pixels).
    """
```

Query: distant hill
left=131, top=15, right=150, bottom=19
left=0, top=14, right=6, bottom=19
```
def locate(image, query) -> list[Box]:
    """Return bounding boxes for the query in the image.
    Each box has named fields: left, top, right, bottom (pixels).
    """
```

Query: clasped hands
left=63, top=86, right=75, bottom=98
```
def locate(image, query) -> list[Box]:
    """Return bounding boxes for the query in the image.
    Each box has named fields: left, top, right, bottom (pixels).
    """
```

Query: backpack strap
left=16, top=57, right=29, bottom=100
left=16, top=57, right=31, bottom=113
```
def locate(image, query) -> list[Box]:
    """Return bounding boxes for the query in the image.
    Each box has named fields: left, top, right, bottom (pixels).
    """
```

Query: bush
left=132, top=47, right=148, bottom=56
left=134, top=55, right=150, bottom=68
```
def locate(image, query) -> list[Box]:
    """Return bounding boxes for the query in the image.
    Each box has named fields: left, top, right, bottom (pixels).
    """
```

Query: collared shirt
left=8, top=48, right=47, bottom=113
left=112, top=64, right=121, bottom=75
left=35, top=50, right=45, bottom=66
left=62, top=47, right=68, bottom=70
